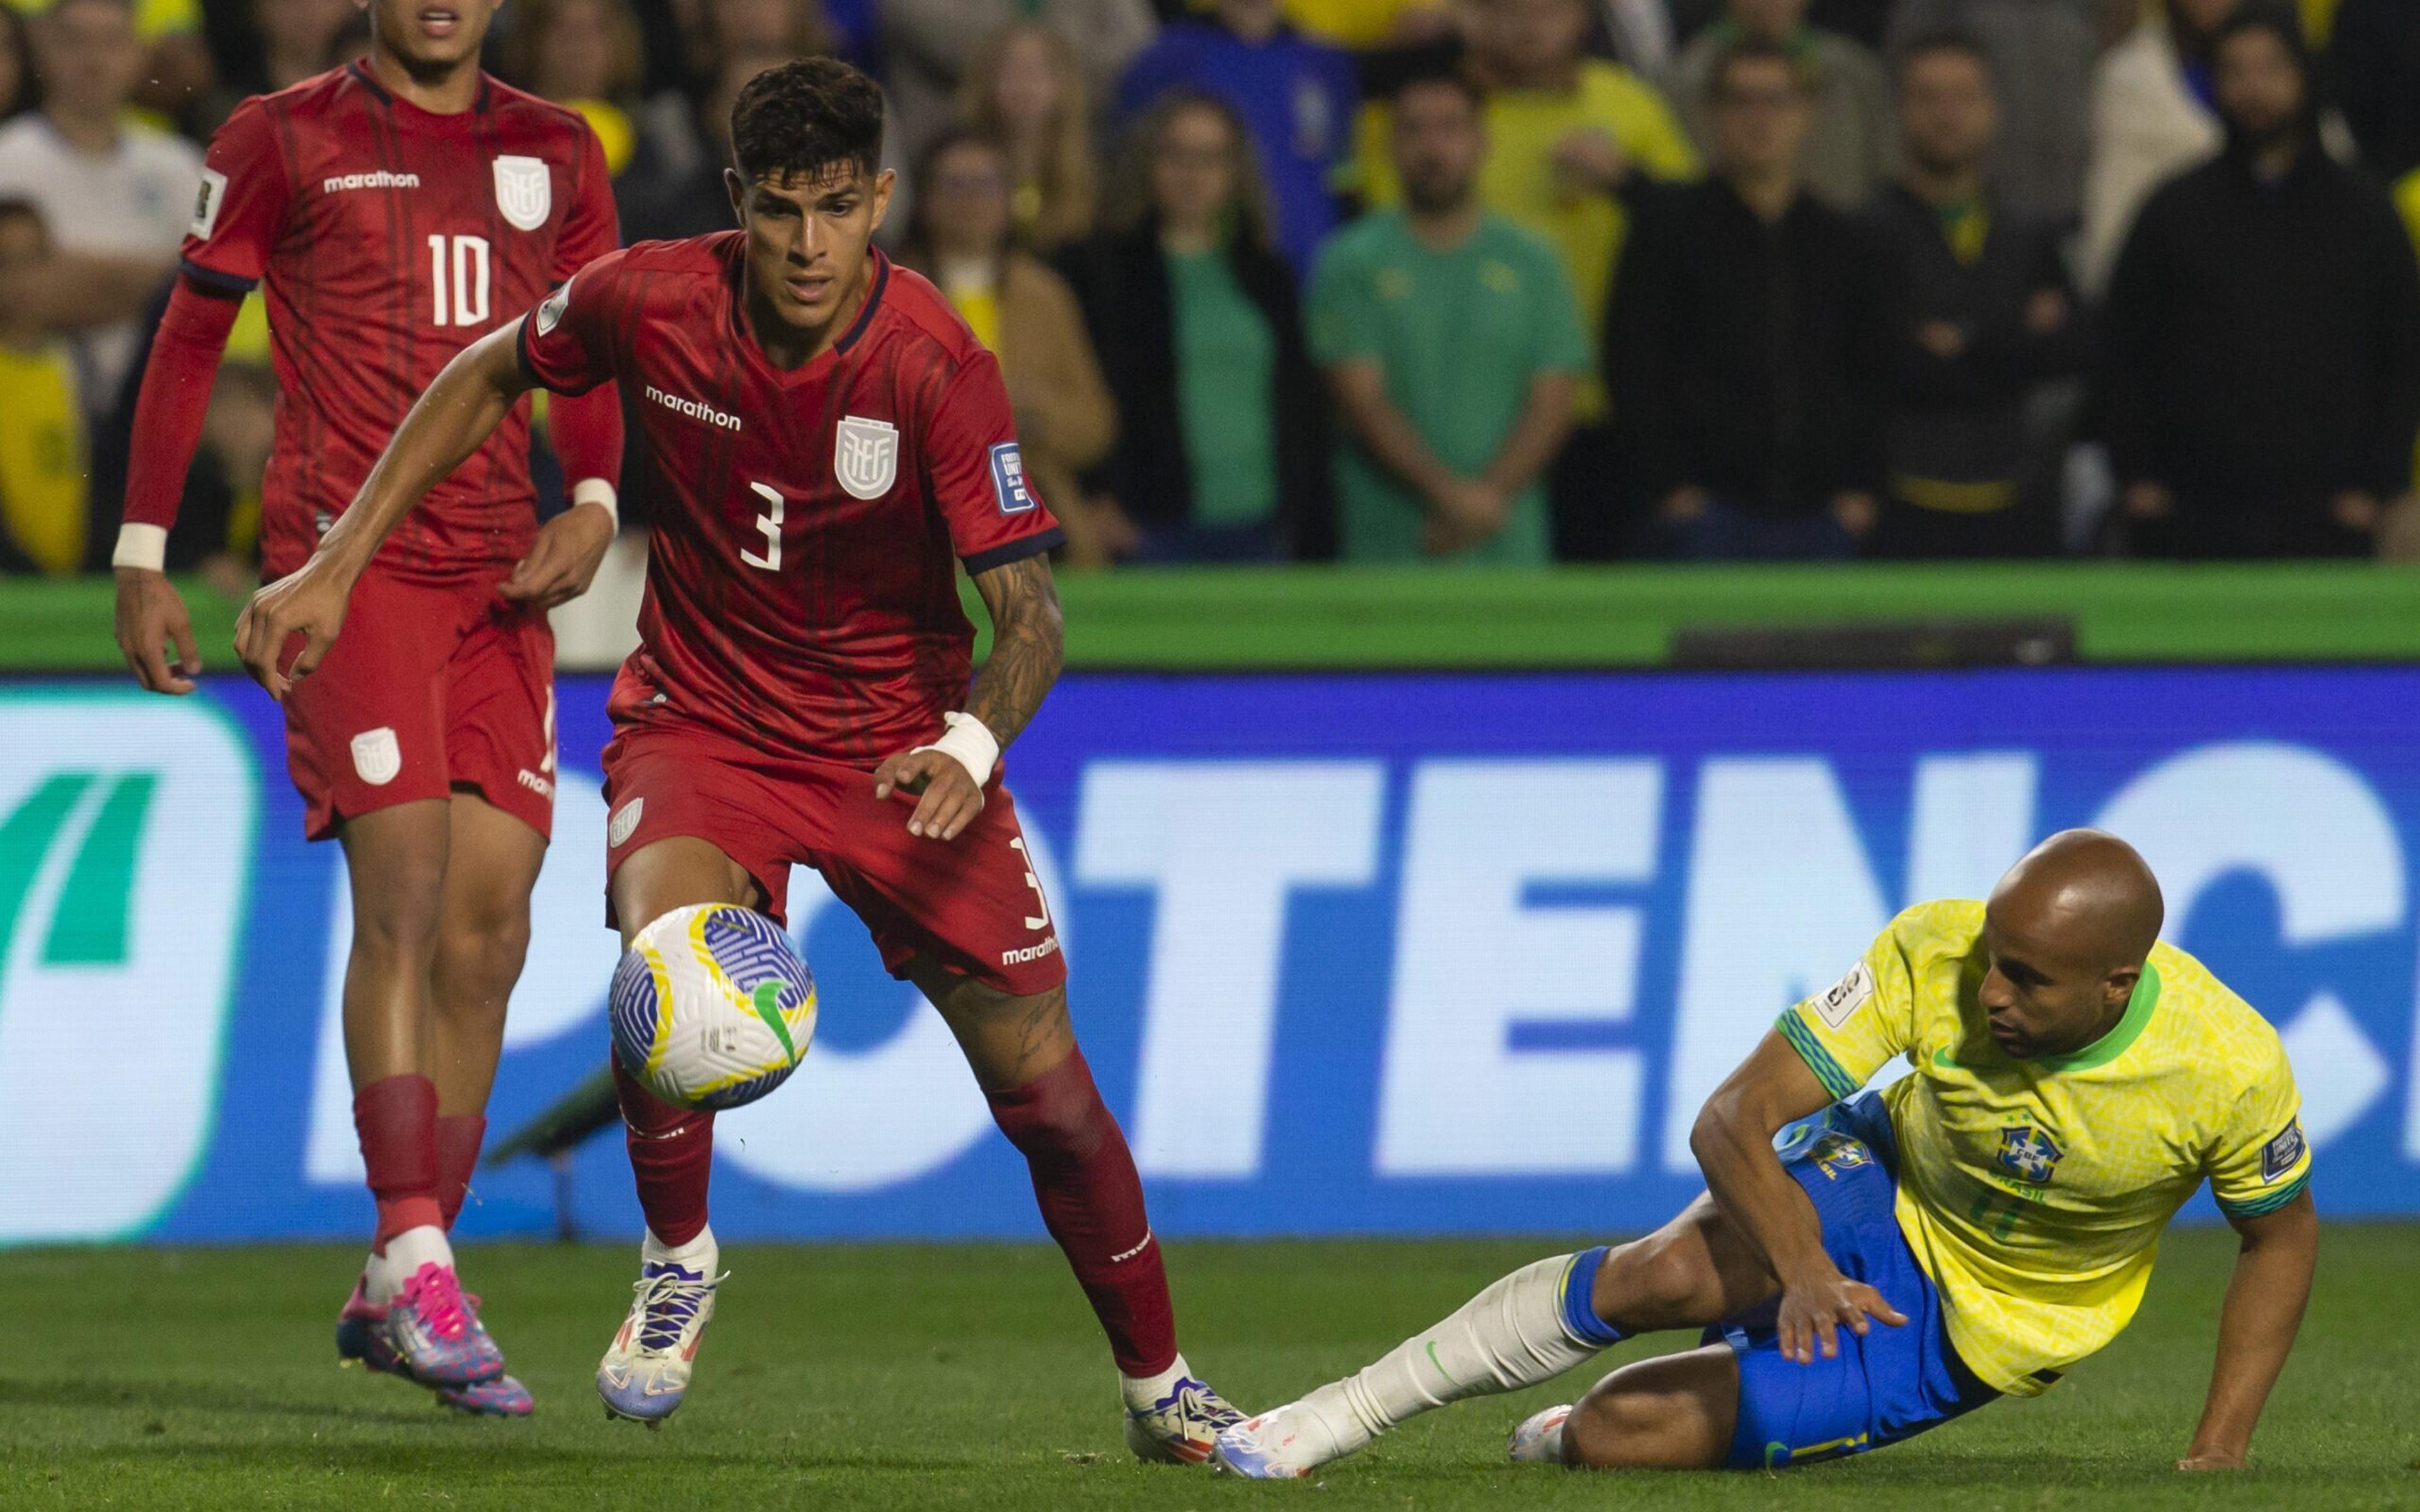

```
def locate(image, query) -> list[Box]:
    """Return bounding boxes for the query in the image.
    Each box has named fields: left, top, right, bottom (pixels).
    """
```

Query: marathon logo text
left=321, top=169, right=420, bottom=193
left=647, top=386, right=742, bottom=431
left=1001, top=936, right=1060, bottom=968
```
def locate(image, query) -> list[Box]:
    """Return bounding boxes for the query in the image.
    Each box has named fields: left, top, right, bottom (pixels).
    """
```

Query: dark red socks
left=355, top=1074, right=443, bottom=1251
left=435, top=1113, right=486, bottom=1230
left=986, top=1048, right=1178, bottom=1378
left=614, top=1058, right=715, bottom=1248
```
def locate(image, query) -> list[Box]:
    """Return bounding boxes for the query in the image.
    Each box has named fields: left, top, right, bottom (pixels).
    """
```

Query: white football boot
left=597, top=1231, right=725, bottom=1426
left=1122, top=1356, right=1247, bottom=1465
left=1507, top=1403, right=1574, bottom=1464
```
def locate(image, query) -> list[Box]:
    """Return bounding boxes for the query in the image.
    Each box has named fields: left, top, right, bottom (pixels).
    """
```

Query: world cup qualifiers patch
left=2261, top=1116, right=2306, bottom=1182
left=989, top=441, right=1037, bottom=515
left=1811, top=959, right=1876, bottom=1029
left=190, top=166, right=228, bottom=240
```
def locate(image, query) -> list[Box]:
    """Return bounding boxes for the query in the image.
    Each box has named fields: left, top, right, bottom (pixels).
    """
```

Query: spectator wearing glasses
left=2099, top=6, right=2420, bottom=560
left=1115, top=0, right=1356, bottom=277
left=1063, top=89, right=1325, bottom=562
left=1608, top=40, right=1887, bottom=559
left=1668, top=0, right=1896, bottom=210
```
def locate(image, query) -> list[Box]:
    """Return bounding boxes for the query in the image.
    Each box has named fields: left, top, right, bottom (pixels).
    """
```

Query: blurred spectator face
left=365, top=0, right=502, bottom=73
left=1150, top=101, right=1240, bottom=231
left=532, top=0, right=616, bottom=98
left=255, top=0, right=356, bottom=71
left=922, top=137, right=1012, bottom=256
left=711, top=0, right=809, bottom=59
left=1710, top=53, right=1812, bottom=179
left=1475, top=0, right=1587, bottom=82
left=1727, top=0, right=1810, bottom=43
left=708, top=49, right=788, bottom=146
left=2169, top=0, right=2237, bottom=35
left=1392, top=78, right=1485, bottom=214
left=2214, top=25, right=2305, bottom=146
left=988, top=26, right=1063, bottom=137
left=1899, top=46, right=1995, bottom=177
left=33, top=0, right=141, bottom=119
left=1214, top=0, right=1282, bottom=41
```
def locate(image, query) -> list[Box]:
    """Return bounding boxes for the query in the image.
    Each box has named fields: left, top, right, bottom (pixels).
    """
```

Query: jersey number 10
left=428, top=234, right=492, bottom=327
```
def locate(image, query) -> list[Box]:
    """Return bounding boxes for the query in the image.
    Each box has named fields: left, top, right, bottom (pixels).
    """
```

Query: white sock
left=643, top=1224, right=718, bottom=1270
left=1296, top=1253, right=1602, bottom=1458
left=1120, top=1351, right=1192, bottom=1412
left=365, top=1225, right=454, bottom=1303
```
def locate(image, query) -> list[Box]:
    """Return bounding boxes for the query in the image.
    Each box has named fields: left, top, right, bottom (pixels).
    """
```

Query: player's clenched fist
left=873, top=748, right=987, bottom=842
left=1775, top=1268, right=1906, bottom=1365
left=234, top=556, right=354, bottom=700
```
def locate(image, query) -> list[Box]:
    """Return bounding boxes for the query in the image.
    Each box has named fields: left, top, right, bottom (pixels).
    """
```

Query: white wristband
left=913, top=711, right=1000, bottom=787
left=112, top=523, right=168, bottom=572
left=570, top=478, right=619, bottom=526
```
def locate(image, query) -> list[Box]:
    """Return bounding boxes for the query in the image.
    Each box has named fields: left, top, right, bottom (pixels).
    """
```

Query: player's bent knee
left=1596, top=1230, right=1719, bottom=1330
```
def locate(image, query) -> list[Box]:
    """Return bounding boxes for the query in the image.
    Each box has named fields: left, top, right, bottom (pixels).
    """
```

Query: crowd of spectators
left=3, top=0, right=2418, bottom=575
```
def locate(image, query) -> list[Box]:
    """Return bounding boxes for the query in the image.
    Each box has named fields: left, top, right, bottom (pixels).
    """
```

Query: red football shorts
left=599, top=716, right=1068, bottom=999
left=280, top=566, right=556, bottom=842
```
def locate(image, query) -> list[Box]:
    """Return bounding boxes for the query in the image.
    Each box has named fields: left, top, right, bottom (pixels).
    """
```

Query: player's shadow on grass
left=0, top=1375, right=463, bottom=1426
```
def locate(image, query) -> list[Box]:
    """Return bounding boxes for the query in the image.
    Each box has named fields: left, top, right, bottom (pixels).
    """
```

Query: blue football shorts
left=1709, top=1091, right=2000, bottom=1470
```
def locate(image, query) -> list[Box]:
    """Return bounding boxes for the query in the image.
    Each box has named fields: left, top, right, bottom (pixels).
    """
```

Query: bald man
left=1216, top=830, right=2317, bottom=1477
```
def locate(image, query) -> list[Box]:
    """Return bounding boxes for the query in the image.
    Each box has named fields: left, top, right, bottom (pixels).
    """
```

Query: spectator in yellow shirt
left=0, top=200, right=89, bottom=575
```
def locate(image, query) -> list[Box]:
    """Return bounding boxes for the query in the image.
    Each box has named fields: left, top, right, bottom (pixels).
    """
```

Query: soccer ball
left=609, top=902, right=819, bottom=1110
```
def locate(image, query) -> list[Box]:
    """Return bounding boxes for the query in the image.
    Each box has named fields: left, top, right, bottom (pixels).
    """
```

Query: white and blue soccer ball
left=610, top=902, right=818, bottom=1110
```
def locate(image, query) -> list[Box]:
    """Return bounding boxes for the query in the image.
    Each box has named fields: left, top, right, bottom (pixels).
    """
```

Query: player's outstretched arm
left=2178, top=1189, right=2316, bottom=1470
left=1691, top=1033, right=1908, bottom=1365
left=234, top=325, right=536, bottom=697
left=873, top=553, right=1064, bottom=842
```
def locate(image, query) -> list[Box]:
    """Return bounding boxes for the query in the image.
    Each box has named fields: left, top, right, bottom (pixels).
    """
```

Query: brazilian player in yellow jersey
left=1212, top=831, right=2317, bottom=1479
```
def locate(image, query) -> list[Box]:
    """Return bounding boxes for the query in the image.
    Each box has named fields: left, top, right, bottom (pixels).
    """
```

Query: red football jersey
left=178, top=62, right=617, bottom=579
left=519, top=236, right=1066, bottom=766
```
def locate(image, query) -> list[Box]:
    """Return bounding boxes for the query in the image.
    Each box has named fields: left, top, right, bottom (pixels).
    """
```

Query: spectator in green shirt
left=1308, top=71, right=1589, bottom=564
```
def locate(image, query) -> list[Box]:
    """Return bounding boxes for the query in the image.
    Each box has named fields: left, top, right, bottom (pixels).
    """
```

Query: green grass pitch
left=5, top=1227, right=2414, bottom=1510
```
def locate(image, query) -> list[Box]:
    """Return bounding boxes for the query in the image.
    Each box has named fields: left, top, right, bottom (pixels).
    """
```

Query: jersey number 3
left=428, top=234, right=492, bottom=327
left=744, top=481, right=785, bottom=571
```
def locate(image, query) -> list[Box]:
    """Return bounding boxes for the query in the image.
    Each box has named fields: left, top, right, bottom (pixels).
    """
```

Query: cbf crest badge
left=835, top=415, right=899, bottom=500
left=493, top=154, right=551, bottom=231
left=1998, top=1125, right=2063, bottom=1185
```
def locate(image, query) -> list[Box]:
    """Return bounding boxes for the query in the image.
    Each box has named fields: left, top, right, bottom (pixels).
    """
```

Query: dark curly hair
left=729, top=56, right=886, bottom=185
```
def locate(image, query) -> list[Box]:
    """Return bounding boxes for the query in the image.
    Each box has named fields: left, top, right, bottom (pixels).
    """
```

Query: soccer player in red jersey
left=112, top=0, right=625, bottom=1418
left=234, top=57, right=1247, bottom=1460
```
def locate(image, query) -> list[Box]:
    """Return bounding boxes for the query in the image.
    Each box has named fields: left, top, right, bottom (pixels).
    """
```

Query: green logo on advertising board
left=0, top=691, right=255, bottom=1244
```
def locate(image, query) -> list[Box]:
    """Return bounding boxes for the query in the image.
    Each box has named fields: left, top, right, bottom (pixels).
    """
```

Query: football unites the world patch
left=989, top=441, right=1037, bottom=515
left=2261, top=1116, right=2306, bottom=1182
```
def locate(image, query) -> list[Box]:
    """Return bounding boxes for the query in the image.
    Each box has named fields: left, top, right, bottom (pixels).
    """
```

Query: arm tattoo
left=966, top=553, right=1064, bottom=751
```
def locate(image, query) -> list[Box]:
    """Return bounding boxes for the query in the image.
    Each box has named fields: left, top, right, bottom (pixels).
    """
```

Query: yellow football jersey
left=1777, top=900, right=2311, bottom=1397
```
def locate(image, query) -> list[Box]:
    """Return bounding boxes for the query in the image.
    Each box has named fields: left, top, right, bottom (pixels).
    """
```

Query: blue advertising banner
left=2, top=668, right=2416, bottom=1246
